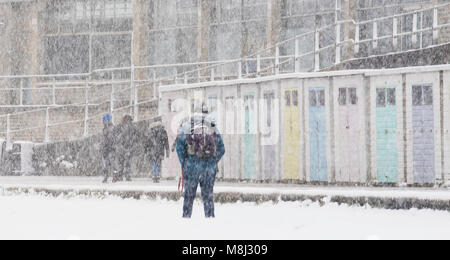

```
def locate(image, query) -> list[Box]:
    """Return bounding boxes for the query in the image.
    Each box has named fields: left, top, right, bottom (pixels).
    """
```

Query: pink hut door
left=223, top=96, right=239, bottom=180
left=337, top=87, right=361, bottom=183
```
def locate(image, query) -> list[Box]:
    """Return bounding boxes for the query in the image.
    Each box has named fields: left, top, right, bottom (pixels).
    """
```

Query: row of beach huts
left=159, top=65, right=450, bottom=186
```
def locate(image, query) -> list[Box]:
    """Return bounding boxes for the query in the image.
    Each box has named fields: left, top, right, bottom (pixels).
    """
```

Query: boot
left=102, top=177, right=108, bottom=184
left=112, top=174, right=122, bottom=183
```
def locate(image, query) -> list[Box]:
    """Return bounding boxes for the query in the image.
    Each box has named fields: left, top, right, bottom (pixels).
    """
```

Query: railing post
left=19, top=78, right=23, bottom=106
left=355, top=24, right=360, bottom=54
left=134, top=81, right=138, bottom=122
left=130, top=65, right=135, bottom=117
left=335, top=23, right=341, bottom=65
left=238, top=59, right=242, bottom=79
left=393, top=17, right=398, bottom=49
left=83, top=80, right=89, bottom=138
left=153, top=72, right=157, bottom=99
left=245, top=58, right=249, bottom=76
left=157, top=81, right=161, bottom=100
left=6, top=114, right=10, bottom=146
left=210, top=68, right=215, bottom=81
left=44, top=108, right=50, bottom=143
left=295, top=37, right=300, bottom=72
left=110, top=74, right=115, bottom=123
left=373, top=21, right=378, bottom=49
left=275, top=45, right=280, bottom=75
left=420, top=11, right=424, bottom=49
left=184, top=72, right=188, bottom=84
left=257, top=54, right=261, bottom=77
left=433, top=7, right=439, bottom=44
left=52, top=78, right=56, bottom=106
left=314, top=30, right=320, bottom=72
left=412, top=13, right=418, bottom=45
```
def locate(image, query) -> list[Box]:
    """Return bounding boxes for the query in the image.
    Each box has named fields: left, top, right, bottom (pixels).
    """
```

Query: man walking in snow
left=101, top=114, right=116, bottom=183
left=176, top=104, right=225, bottom=218
left=145, top=121, right=170, bottom=183
left=114, top=115, right=137, bottom=182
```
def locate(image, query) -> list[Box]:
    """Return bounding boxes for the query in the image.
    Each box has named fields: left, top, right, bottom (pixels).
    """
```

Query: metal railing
left=0, top=3, right=449, bottom=145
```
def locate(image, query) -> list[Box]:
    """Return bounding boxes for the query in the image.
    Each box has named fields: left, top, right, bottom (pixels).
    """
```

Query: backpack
left=186, top=117, right=218, bottom=159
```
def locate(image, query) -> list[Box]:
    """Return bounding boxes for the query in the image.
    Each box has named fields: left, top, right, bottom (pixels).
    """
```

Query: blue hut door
left=244, top=93, right=257, bottom=179
left=309, top=89, right=327, bottom=182
left=412, top=84, right=435, bottom=184
left=376, top=87, right=398, bottom=183
left=263, top=91, right=277, bottom=180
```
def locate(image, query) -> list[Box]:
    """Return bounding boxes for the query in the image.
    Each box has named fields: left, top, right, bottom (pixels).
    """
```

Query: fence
left=0, top=73, right=158, bottom=144
left=0, top=3, right=449, bottom=144
left=151, top=3, right=450, bottom=85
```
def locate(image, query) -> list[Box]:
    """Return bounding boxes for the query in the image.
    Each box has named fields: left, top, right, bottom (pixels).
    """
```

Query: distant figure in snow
left=247, top=43, right=257, bottom=74
left=101, top=114, right=116, bottom=183
left=176, top=104, right=225, bottom=218
left=145, top=121, right=170, bottom=183
left=114, top=115, right=137, bottom=182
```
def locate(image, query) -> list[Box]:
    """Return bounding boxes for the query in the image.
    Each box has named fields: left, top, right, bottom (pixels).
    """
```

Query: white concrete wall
left=442, top=70, right=450, bottom=186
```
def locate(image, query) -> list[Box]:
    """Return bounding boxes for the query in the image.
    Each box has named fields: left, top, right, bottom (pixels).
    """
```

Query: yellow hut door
left=284, top=89, right=300, bottom=180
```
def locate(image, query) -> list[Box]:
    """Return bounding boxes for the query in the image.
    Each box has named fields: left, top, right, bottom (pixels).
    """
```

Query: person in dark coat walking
left=145, top=122, right=170, bottom=183
left=176, top=104, right=225, bottom=218
left=101, top=114, right=116, bottom=183
left=114, top=115, right=137, bottom=182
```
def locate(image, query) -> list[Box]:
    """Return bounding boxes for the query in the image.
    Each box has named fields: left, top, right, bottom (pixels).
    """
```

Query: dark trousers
left=117, top=152, right=132, bottom=178
left=102, top=153, right=115, bottom=178
left=183, top=169, right=216, bottom=218
left=151, top=160, right=162, bottom=178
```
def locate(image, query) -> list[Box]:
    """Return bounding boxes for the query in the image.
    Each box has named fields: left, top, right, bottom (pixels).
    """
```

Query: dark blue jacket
left=176, top=115, right=225, bottom=175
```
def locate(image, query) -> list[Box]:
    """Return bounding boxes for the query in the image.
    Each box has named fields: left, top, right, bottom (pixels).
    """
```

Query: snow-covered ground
left=0, top=193, right=450, bottom=240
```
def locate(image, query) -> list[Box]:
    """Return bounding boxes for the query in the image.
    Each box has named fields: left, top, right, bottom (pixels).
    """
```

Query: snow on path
left=1, top=176, right=450, bottom=201
left=0, top=194, right=449, bottom=240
